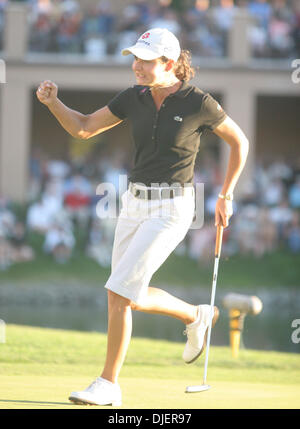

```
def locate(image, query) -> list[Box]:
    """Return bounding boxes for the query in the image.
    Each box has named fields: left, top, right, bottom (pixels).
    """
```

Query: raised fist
left=36, top=80, right=58, bottom=106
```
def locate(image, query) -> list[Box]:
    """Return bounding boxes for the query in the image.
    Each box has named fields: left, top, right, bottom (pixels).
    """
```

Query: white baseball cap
left=122, top=28, right=181, bottom=62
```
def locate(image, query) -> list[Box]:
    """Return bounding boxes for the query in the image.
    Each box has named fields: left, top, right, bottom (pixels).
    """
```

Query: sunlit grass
left=0, top=325, right=299, bottom=409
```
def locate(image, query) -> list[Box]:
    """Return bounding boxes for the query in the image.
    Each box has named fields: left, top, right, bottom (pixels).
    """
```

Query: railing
left=0, top=2, right=296, bottom=70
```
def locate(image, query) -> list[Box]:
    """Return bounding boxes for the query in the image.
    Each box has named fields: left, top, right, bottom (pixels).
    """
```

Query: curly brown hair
left=161, top=50, right=195, bottom=82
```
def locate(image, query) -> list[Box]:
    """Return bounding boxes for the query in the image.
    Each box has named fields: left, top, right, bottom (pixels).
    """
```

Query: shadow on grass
left=0, top=399, right=75, bottom=407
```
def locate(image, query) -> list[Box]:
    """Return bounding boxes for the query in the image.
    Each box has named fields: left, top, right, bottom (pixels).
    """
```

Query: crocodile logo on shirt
left=174, top=116, right=183, bottom=122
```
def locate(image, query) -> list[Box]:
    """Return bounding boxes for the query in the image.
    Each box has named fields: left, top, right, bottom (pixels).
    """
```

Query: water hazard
left=0, top=284, right=299, bottom=354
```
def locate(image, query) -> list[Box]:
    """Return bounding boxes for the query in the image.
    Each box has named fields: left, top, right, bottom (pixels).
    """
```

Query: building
left=0, top=2, right=299, bottom=202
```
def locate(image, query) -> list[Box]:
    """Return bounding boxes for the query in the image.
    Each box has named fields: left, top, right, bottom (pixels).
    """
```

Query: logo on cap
left=141, top=33, right=150, bottom=39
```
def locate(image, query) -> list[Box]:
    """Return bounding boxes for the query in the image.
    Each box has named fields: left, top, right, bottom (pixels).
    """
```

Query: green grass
left=2, top=203, right=299, bottom=290
left=2, top=249, right=300, bottom=290
left=0, top=325, right=299, bottom=409
left=152, top=250, right=300, bottom=289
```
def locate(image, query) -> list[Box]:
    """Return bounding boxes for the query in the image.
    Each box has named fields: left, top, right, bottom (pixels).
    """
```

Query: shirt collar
left=169, top=80, right=192, bottom=98
left=138, top=81, right=192, bottom=98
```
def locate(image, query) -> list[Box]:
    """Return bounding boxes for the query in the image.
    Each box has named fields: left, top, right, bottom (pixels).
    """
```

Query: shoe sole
left=185, top=305, right=219, bottom=364
left=69, top=396, right=122, bottom=406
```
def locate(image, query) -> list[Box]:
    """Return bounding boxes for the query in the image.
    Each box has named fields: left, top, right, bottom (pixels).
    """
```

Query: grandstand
left=0, top=1, right=299, bottom=203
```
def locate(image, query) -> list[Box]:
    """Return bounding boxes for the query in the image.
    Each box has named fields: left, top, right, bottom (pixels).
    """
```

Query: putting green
left=0, top=325, right=299, bottom=409
left=0, top=375, right=299, bottom=409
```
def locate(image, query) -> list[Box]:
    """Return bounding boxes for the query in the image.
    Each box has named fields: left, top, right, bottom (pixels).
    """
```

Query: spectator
left=46, top=159, right=71, bottom=180
left=149, top=7, right=181, bottom=36
left=29, top=12, right=53, bottom=52
left=291, top=156, right=300, bottom=180
left=96, top=0, right=115, bottom=35
left=267, top=157, right=293, bottom=183
left=28, top=149, right=50, bottom=202
left=56, top=9, right=83, bottom=53
left=291, top=0, right=300, bottom=57
left=102, top=153, right=128, bottom=196
left=82, top=5, right=101, bottom=40
left=60, top=0, right=80, bottom=15
left=86, top=217, right=116, bottom=267
left=29, top=147, right=44, bottom=181
left=289, top=176, right=300, bottom=209
left=26, top=198, right=54, bottom=234
left=30, top=0, right=54, bottom=17
left=0, top=233, right=12, bottom=270
left=286, top=211, right=300, bottom=252
left=248, top=0, right=270, bottom=58
left=0, top=196, right=15, bottom=270
left=196, top=152, right=222, bottom=191
left=268, top=0, right=295, bottom=58
left=205, top=186, right=220, bottom=217
left=8, top=221, right=35, bottom=263
left=256, top=207, right=277, bottom=255
left=183, top=0, right=224, bottom=57
left=188, top=218, right=216, bottom=264
left=26, top=0, right=299, bottom=59
left=63, top=171, right=93, bottom=228
left=82, top=1, right=115, bottom=59
left=41, top=180, right=64, bottom=218
left=184, top=0, right=211, bottom=30
left=211, top=0, right=237, bottom=55
left=0, top=0, right=7, bottom=50
left=0, top=196, right=35, bottom=267
left=113, top=4, right=146, bottom=61
left=248, top=0, right=272, bottom=31
left=0, top=196, right=16, bottom=237
left=212, top=0, right=237, bottom=31
left=43, top=222, right=75, bottom=263
left=132, top=0, right=151, bottom=26
left=232, top=204, right=261, bottom=256
left=262, top=177, right=286, bottom=207
left=269, top=198, right=294, bottom=242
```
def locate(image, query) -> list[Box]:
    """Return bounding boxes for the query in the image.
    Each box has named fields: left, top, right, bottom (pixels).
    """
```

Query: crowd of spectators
left=0, top=0, right=299, bottom=59
left=183, top=155, right=300, bottom=264
left=1, top=145, right=300, bottom=270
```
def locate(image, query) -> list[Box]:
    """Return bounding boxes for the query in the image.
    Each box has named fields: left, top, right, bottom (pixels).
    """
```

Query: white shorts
left=104, top=186, right=195, bottom=304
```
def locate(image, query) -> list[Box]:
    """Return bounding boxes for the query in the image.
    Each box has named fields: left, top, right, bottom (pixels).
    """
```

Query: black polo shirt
left=107, top=81, right=227, bottom=186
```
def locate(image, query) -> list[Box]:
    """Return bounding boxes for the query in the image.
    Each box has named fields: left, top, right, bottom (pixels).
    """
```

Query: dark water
left=0, top=285, right=299, bottom=354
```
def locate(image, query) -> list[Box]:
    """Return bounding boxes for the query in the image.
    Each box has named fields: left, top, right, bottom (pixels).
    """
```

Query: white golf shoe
left=69, top=376, right=122, bottom=406
left=183, top=305, right=219, bottom=364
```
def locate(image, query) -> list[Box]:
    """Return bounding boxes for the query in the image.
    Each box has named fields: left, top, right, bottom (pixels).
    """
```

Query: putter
left=185, top=224, right=224, bottom=393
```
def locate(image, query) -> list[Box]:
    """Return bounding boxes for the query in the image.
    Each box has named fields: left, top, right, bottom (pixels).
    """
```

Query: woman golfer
left=37, top=28, right=248, bottom=406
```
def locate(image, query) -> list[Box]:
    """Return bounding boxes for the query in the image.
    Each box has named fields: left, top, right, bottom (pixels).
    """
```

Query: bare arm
left=213, top=116, right=249, bottom=227
left=36, top=80, right=122, bottom=139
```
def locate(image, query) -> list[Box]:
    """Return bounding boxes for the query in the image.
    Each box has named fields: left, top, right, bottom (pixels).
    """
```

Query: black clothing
left=108, top=81, right=227, bottom=186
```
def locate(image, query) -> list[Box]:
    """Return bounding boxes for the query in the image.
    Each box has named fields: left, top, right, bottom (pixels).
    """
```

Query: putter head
left=185, top=384, right=211, bottom=393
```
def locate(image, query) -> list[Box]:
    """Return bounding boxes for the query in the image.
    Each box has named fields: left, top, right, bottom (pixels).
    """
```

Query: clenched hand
left=36, top=80, right=58, bottom=106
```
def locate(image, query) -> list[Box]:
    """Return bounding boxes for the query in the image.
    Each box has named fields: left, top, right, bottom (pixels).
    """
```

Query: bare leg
left=100, top=287, right=198, bottom=384
left=101, top=291, right=132, bottom=384
left=132, top=287, right=198, bottom=325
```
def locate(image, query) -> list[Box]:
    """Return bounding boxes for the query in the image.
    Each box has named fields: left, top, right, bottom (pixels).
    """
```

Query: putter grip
left=215, top=225, right=224, bottom=258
